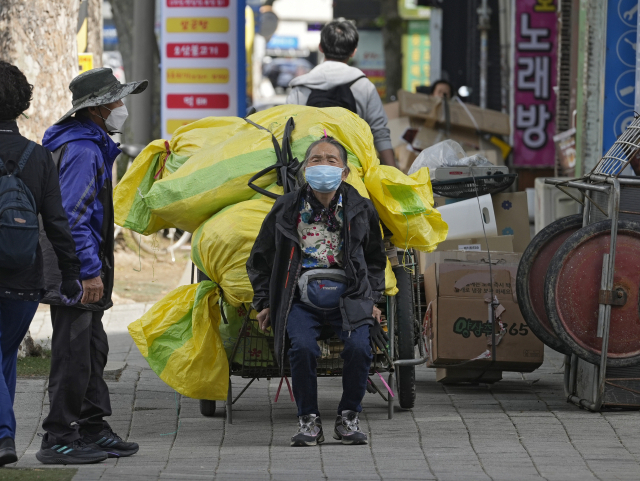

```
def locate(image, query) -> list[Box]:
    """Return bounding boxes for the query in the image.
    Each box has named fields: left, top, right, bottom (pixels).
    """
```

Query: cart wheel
left=545, top=220, right=640, bottom=367
left=392, top=264, right=416, bottom=410
left=516, top=214, right=582, bottom=355
left=199, top=400, right=216, bottom=417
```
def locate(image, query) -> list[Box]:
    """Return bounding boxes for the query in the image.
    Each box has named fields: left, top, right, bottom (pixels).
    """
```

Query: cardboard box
left=411, top=125, right=505, bottom=165
left=398, top=90, right=511, bottom=136
left=492, top=192, right=531, bottom=252
left=418, top=246, right=518, bottom=275
left=384, top=101, right=400, bottom=120
left=395, top=144, right=419, bottom=174
left=424, top=263, right=544, bottom=372
left=428, top=234, right=514, bottom=252
left=388, top=117, right=412, bottom=149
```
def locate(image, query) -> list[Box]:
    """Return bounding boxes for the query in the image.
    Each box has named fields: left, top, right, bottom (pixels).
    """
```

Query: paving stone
left=6, top=306, right=640, bottom=479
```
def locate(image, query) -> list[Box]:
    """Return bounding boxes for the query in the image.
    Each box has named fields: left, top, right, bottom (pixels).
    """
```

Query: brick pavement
left=8, top=303, right=640, bottom=480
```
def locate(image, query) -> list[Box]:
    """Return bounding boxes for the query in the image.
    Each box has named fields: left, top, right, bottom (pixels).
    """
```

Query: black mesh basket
left=431, top=173, right=517, bottom=199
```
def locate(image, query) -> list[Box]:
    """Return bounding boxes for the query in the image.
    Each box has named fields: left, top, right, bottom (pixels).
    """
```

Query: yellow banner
left=166, top=17, right=229, bottom=33
left=78, top=54, right=94, bottom=73
left=166, top=119, right=197, bottom=134
left=167, top=68, right=229, bottom=84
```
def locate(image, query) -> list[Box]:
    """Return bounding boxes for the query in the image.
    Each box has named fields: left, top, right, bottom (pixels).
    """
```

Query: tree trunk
left=87, top=0, right=103, bottom=68
left=110, top=0, right=161, bottom=142
left=0, top=0, right=80, bottom=142
left=380, top=0, right=404, bottom=102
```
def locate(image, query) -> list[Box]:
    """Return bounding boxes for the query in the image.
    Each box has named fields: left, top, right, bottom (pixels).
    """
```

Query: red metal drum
left=545, top=220, right=640, bottom=367
left=517, top=215, right=583, bottom=354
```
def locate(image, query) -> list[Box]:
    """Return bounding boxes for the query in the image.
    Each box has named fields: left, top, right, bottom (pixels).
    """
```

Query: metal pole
left=131, top=0, right=155, bottom=145
left=478, top=0, right=491, bottom=109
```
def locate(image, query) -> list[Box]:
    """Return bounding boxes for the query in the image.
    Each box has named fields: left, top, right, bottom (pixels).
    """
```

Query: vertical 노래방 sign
left=602, top=0, right=639, bottom=156
left=161, top=0, right=246, bottom=139
left=512, top=0, right=557, bottom=167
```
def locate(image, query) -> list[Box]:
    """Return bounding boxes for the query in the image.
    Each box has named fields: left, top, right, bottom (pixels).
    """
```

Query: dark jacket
left=247, top=183, right=387, bottom=372
left=0, top=120, right=80, bottom=300
left=40, top=116, right=119, bottom=311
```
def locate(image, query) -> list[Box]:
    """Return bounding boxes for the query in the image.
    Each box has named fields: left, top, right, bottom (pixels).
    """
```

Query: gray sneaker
left=333, top=410, right=368, bottom=445
left=291, top=414, right=324, bottom=447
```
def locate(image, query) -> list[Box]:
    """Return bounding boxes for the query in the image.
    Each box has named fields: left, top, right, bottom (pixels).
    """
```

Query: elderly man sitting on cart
left=247, top=135, right=389, bottom=447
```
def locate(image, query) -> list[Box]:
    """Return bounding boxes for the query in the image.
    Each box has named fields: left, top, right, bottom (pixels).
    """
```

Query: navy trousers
left=0, top=299, right=39, bottom=440
left=286, top=299, right=373, bottom=417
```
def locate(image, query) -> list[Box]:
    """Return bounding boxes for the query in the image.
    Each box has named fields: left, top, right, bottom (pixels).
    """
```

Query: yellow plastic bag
left=364, top=166, right=448, bottom=252
left=142, top=105, right=380, bottom=233
left=128, top=281, right=228, bottom=400
left=113, top=141, right=175, bottom=235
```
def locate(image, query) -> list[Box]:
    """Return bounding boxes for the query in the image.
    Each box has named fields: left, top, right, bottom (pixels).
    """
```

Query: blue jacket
left=41, top=117, right=120, bottom=310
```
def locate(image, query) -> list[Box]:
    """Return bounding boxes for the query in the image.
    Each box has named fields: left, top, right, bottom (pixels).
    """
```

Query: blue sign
left=267, top=35, right=299, bottom=50
left=603, top=0, right=640, bottom=154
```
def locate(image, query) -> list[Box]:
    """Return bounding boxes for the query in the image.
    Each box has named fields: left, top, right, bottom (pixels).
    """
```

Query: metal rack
left=545, top=116, right=640, bottom=410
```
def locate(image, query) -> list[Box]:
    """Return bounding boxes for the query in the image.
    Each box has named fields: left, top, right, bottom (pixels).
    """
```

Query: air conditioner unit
left=534, top=178, right=582, bottom=234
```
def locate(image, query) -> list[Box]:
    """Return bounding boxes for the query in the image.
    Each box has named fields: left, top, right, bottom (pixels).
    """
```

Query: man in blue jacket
left=37, top=68, right=147, bottom=465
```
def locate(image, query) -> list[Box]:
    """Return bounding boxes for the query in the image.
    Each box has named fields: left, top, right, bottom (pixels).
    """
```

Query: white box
left=534, top=178, right=582, bottom=234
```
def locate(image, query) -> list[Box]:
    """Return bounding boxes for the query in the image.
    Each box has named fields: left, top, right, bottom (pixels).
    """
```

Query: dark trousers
left=0, top=299, right=39, bottom=440
left=286, top=300, right=373, bottom=417
left=42, top=306, right=111, bottom=444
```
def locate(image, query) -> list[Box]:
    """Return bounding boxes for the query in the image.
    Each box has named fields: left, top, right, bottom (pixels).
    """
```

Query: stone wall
left=0, top=0, right=80, bottom=142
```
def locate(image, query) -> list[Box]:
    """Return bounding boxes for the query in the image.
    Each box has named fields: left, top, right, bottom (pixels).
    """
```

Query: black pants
left=42, top=306, right=112, bottom=444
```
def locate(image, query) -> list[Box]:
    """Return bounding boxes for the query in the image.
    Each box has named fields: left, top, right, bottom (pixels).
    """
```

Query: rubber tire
left=199, top=400, right=217, bottom=417
left=392, top=264, right=416, bottom=410
left=545, top=219, right=640, bottom=367
left=516, top=214, right=582, bottom=355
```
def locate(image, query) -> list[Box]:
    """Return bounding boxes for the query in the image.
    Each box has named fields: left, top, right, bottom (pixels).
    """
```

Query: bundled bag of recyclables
left=128, top=198, right=274, bottom=400
left=114, top=105, right=447, bottom=250
left=115, top=105, right=381, bottom=234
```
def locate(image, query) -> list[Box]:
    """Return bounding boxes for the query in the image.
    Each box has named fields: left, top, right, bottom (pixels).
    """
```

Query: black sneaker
left=36, top=436, right=107, bottom=465
left=82, top=428, right=139, bottom=458
left=0, top=437, right=17, bottom=466
left=291, top=414, right=324, bottom=447
left=333, top=410, right=368, bottom=445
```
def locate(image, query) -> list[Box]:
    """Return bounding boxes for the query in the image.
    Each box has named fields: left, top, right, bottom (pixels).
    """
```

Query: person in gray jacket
left=286, top=21, right=396, bottom=167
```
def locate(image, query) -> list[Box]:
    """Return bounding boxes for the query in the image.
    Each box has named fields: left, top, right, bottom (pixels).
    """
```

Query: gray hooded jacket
left=286, top=61, right=392, bottom=153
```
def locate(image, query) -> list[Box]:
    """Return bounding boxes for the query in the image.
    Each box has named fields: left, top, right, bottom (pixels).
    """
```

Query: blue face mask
left=305, top=165, right=344, bottom=193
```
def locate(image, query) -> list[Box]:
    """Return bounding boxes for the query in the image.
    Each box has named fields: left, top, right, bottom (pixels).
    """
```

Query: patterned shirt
left=297, top=194, right=344, bottom=268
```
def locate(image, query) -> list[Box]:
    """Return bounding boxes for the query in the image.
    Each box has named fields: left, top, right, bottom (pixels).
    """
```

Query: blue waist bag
left=298, top=268, right=347, bottom=310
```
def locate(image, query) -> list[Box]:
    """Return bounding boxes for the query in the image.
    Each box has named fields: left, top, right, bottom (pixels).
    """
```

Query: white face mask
left=103, top=104, right=128, bottom=133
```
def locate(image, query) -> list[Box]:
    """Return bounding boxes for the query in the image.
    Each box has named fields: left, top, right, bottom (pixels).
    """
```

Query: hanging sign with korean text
left=602, top=0, right=639, bottom=155
left=161, top=0, right=245, bottom=138
left=512, top=0, right=557, bottom=167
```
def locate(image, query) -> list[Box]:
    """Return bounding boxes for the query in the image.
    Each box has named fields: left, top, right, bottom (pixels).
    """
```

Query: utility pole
left=130, top=0, right=155, bottom=145
left=477, top=0, right=491, bottom=109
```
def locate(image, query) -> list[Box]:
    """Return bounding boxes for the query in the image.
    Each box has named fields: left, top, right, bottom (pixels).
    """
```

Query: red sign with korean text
left=166, top=43, right=229, bottom=58
left=167, top=0, right=229, bottom=7
left=513, top=0, right=557, bottom=167
left=167, top=94, right=229, bottom=109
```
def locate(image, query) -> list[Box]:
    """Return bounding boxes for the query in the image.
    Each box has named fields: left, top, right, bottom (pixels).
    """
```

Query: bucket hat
left=55, top=68, right=148, bottom=124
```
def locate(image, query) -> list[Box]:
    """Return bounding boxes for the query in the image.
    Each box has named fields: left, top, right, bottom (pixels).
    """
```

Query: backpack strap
left=0, top=140, right=36, bottom=175
left=346, top=75, right=367, bottom=87
left=16, top=141, right=36, bottom=173
left=301, top=75, right=367, bottom=92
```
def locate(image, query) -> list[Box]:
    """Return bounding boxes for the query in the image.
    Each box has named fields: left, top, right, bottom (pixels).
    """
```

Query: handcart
left=197, top=246, right=429, bottom=423
left=194, top=115, right=432, bottom=421
left=518, top=116, right=640, bottom=411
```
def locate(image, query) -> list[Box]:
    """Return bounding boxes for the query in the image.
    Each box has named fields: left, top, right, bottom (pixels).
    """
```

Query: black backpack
left=0, top=141, right=39, bottom=269
left=305, top=76, right=366, bottom=113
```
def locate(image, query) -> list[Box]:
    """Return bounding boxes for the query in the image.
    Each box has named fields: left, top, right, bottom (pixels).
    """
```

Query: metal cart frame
left=546, top=171, right=640, bottom=411
left=200, top=249, right=429, bottom=423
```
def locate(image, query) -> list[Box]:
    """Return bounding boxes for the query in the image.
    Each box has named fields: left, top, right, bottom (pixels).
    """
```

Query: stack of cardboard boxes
left=385, top=90, right=510, bottom=174
left=418, top=192, right=544, bottom=383
left=383, top=89, right=543, bottom=383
